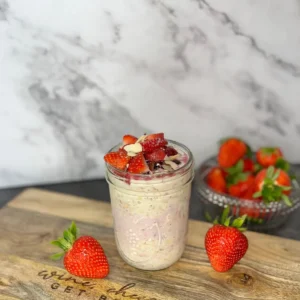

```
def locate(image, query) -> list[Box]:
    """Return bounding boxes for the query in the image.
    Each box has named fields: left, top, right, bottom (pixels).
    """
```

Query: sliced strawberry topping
left=141, top=138, right=168, bottom=152
left=122, top=134, right=138, bottom=146
left=104, top=149, right=130, bottom=170
left=127, top=153, right=150, bottom=174
left=165, top=146, right=178, bottom=157
left=144, top=149, right=166, bottom=162
left=145, top=133, right=164, bottom=140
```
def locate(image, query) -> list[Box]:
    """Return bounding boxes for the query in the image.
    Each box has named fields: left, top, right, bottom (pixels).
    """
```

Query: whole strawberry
left=253, top=166, right=292, bottom=206
left=51, top=222, right=109, bottom=279
left=205, top=207, right=248, bottom=272
left=206, top=167, right=227, bottom=194
left=256, top=147, right=283, bottom=168
left=217, top=138, right=248, bottom=168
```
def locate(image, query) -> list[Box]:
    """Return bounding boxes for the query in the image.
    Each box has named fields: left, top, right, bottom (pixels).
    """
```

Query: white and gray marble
left=0, top=0, right=300, bottom=188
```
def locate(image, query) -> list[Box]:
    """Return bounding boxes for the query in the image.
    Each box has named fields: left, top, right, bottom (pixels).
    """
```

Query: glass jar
left=105, top=140, right=194, bottom=270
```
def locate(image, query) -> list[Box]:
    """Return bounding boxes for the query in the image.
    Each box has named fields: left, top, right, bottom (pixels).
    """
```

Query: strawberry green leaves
left=253, top=166, right=292, bottom=206
left=260, top=147, right=277, bottom=155
left=282, top=194, right=292, bottom=206
left=50, top=221, right=78, bottom=260
left=225, top=160, right=247, bottom=186
left=213, top=206, right=247, bottom=232
left=225, top=160, right=244, bottom=176
left=50, top=252, right=65, bottom=261
left=231, top=215, right=247, bottom=231
left=275, top=158, right=290, bottom=172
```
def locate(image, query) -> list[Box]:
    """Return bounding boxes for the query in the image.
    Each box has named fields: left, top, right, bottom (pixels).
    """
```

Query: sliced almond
left=124, top=143, right=142, bottom=153
left=164, top=160, right=178, bottom=170
left=165, top=154, right=181, bottom=161
left=127, top=151, right=137, bottom=157
left=162, top=164, right=173, bottom=171
left=136, top=134, right=147, bottom=143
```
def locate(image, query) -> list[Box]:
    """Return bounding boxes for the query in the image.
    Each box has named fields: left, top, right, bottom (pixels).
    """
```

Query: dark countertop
left=0, top=178, right=299, bottom=241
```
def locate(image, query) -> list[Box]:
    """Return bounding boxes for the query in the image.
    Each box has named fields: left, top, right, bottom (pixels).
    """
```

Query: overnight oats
left=104, top=133, right=194, bottom=270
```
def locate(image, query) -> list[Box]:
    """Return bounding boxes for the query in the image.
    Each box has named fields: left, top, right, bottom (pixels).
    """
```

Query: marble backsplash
left=0, top=0, right=299, bottom=188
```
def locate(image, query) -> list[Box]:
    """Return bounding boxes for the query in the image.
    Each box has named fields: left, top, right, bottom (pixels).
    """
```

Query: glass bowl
left=194, top=156, right=300, bottom=231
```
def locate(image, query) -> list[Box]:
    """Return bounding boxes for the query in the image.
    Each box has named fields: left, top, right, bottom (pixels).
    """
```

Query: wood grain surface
left=0, top=188, right=299, bottom=300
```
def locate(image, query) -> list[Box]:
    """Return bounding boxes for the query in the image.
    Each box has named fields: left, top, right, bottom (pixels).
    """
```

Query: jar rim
left=105, top=139, right=194, bottom=179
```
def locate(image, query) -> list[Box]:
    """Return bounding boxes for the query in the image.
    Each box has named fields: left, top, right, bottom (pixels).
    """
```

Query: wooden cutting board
left=0, top=189, right=300, bottom=300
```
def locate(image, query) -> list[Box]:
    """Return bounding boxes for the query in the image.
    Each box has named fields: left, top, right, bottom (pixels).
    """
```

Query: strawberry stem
left=50, top=221, right=79, bottom=260
left=214, top=206, right=247, bottom=232
left=258, top=166, right=293, bottom=206
left=275, top=158, right=290, bottom=172
left=261, top=147, right=276, bottom=154
left=204, top=211, right=213, bottom=222
left=245, top=143, right=253, bottom=158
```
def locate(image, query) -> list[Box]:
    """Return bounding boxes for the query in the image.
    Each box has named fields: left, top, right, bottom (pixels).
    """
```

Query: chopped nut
left=148, top=161, right=155, bottom=171
left=164, top=160, right=178, bottom=170
left=127, top=151, right=137, bottom=157
left=136, top=134, right=147, bottom=143
left=165, top=154, right=181, bottom=161
left=162, top=164, right=173, bottom=171
left=124, top=143, right=142, bottom=153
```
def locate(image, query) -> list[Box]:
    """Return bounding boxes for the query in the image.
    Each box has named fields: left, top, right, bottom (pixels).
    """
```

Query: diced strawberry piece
left=141, top=138, right=167, bottom=152
left=127, top=153, right=150, bottom=174
left=145, top=133, right=164, bottom=140
left=144, top=149, right=166, bottom=162
left=122, top=134, right=138, bottom=146
left=104, top=149, right=130, bottom=170
left=165, top=146, right=178, bottom=157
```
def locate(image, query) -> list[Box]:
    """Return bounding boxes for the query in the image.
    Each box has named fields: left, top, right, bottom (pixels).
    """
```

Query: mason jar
left=105, top=140, right=194, bottom=270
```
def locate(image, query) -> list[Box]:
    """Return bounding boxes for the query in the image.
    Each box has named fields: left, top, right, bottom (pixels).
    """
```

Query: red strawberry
left=165, top=146, right=178, bottom=157
left=256, top=147, right=283, bottom=167
left=240, top=184, right=257, bottom=200
left=104, top=149, right=130, bottom=170
left=127, top=153, right=150, bottom=174
left=141, top=138, right=167, bottom=152
left=51, top=222, right=109, bottom=279
left=228, top=173, right=255, bottom=198
left=122, top=134, right=138, bottom=146
left=206, top=167, right=226, bottom=194
left=144, top=148, right=166, bottom=162
left=145, top=133, right=165, bottom=140
left=218, top=138, right=247, bottom=168
left=253, top=166, right=292, bottom=206
left=205, top=207, right=248, bottom=272
left=243, top=158, right=255, bottom=173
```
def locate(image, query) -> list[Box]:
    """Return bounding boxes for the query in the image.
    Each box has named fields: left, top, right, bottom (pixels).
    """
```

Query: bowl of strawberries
left=195, top=137, right=300, bottom=230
